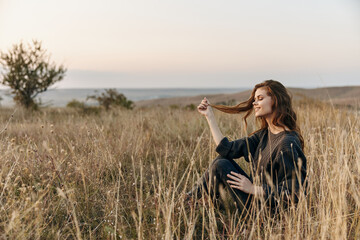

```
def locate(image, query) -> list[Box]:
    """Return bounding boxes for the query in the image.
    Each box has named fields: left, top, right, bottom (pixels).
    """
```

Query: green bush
left=66, top=99, right=100, bottom=115
left=169, top=104, right=180, bottom=109
left=66, top=99, right=86, bottom=109
left=87, top=89, right=134, bottom=110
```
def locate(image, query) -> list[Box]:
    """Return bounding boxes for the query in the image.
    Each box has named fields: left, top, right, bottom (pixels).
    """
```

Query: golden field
left=0, top=98, right=359, bottom=239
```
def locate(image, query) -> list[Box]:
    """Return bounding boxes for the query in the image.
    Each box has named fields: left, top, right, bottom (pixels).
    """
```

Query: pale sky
left=0, top=0, right=359, bottom=88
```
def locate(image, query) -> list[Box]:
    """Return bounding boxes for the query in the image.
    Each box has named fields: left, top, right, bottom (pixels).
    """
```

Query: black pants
left=190, top=155, right=253, bottom=213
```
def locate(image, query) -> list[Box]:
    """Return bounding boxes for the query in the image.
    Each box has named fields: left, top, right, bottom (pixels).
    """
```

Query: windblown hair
left=209, top=80, right=304, bottom=150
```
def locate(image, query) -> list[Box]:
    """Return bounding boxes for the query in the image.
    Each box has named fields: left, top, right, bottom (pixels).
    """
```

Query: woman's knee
left=210, top=158, right=232, bottom=174
left=210, top=155, right=228, bottom=166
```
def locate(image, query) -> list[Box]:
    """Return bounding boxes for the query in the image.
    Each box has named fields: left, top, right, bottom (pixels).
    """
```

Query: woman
left=186, top=80, right=307, bottom=213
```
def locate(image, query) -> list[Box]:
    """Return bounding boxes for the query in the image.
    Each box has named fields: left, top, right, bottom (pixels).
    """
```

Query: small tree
left=87, top=89, right=134, bottom=110
left=0, top=40, right=66, bottom=109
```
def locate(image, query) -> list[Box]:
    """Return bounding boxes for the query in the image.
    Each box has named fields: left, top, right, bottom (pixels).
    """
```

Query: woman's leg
left=188, top=155, right=252, bottom=211
left=187, top=155, right=224, bottom=199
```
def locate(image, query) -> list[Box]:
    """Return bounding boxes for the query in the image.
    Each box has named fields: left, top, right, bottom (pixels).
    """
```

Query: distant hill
left=134, top=86, right=360, bottom=109
left=0, top=88, right=247, bottom=107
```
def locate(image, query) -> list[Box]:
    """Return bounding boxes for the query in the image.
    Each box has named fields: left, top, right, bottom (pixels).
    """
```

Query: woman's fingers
left=227, top=172, right=243, bottom=181
left=227, top=174, right=240, bottom=181
left=229, top=185, right=242, bottom=190
left=231, top=171, right=241, bottom=176
left=202, top=97, right=210, bottom=104
left=227, top=180, right=241, bottom=186
left=198, top=103, right=207, bottom=109
left=198, top=98, right=211, bottom=116
left=230, top=171, right=243, bottom=178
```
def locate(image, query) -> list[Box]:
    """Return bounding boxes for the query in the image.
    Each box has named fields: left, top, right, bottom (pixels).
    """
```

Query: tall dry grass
left=0, top=98, right=359, bottom=239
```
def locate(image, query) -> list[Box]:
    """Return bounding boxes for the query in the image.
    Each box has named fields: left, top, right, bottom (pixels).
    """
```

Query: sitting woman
left=186, top=80, right=307, bottom=213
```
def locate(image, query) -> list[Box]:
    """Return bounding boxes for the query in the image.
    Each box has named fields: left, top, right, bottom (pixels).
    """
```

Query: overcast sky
left=0, top=0, right=359, bottom=88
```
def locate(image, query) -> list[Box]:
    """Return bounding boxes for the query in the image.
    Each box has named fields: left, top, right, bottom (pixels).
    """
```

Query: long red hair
left=209, top=80, right=304, bottom=150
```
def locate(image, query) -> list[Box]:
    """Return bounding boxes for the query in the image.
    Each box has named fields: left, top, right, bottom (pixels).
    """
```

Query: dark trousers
left=190, top=155, right=253, bottom=213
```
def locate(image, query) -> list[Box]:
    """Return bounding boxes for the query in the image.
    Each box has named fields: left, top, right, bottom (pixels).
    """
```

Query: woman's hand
left=197, top=97, right=213, bottom=117
left=226, top=171, right=255, bottom=195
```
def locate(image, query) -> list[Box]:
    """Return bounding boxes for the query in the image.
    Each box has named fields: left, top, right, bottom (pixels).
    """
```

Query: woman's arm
left=215, top=132, right=261, bottom=160
left=197, top=97, right=224, bottom=145
left=205, top=114, right=224, bottom=145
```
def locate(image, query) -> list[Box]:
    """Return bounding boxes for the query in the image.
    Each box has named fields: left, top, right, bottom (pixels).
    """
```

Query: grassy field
left=0, top=98, right=359, bottom=239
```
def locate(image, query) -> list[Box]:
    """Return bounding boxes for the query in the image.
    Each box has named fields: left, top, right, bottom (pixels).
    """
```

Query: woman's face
left=253, top=87, right=274, bottom=118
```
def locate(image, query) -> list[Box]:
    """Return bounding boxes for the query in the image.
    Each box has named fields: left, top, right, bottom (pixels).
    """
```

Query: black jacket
left=215, top=128, right=307, bottom=208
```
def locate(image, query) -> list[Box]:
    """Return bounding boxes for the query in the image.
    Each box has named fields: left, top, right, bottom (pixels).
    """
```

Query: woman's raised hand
left=197, top=97, right=213, bottom=117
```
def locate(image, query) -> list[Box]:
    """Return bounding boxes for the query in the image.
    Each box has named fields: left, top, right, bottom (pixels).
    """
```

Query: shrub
left=169, top=104, right=180, bottom=109
left=87, top=89, right=134, bottom=110
left=66, top=99, right=100, bottom=115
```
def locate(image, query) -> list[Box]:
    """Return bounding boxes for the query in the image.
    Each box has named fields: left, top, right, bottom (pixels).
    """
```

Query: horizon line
left=1, top=85, right=360, bottom=91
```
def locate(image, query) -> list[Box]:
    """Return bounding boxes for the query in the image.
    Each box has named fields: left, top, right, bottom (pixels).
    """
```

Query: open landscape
left=0, top=92, right=359, bottom=239
left=1, top=0, right=359, bottom=238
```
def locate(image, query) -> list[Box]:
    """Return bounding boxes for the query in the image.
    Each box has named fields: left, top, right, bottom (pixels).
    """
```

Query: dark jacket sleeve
left=215, top=132, right=261, bottom=161
left=262, top=144, right=307, bottom=208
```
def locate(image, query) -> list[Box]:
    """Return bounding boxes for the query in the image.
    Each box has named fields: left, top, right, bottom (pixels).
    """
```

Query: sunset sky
left=0, top=0, right=359, bottom=88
